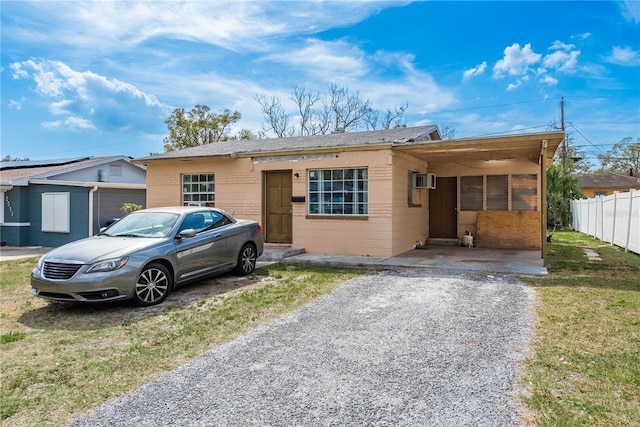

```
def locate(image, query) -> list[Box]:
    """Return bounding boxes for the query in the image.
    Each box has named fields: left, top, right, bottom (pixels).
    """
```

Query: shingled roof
left=135, top=126, right=441, bottom=162
left=577, top=173, right=640, bottom=189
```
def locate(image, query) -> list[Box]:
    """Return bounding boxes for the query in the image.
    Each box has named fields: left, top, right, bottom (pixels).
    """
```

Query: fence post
left=612, top=192, right=618, bottom=246
left=626, top=189, right=635, bottom=253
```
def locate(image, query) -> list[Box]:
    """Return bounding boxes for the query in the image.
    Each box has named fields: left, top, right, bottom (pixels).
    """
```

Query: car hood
left=43, top=236, right=164, bottom=264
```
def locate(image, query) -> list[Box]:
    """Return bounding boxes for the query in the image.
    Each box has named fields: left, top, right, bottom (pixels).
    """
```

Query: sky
left=1, top=1, right=639, bottom=165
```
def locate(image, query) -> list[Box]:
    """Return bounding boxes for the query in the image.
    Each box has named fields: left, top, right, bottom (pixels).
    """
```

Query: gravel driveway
left=70, top=268, right=535, bottom=427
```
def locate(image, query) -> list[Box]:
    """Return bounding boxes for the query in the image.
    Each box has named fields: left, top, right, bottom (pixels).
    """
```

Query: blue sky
left=1, top=1, right=639, bottom=164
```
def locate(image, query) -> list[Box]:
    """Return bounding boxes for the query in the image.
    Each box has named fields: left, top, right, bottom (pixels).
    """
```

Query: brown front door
left=429, top=177, right=458, bottom=238
left=265, top=171, right=292, bottom=243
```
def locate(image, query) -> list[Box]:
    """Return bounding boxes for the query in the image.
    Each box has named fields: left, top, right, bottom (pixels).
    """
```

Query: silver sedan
left=30, top=206, right=264, bottom=306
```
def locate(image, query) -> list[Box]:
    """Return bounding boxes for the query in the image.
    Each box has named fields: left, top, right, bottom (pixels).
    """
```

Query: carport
left=394, top=132, right=563, bottom=265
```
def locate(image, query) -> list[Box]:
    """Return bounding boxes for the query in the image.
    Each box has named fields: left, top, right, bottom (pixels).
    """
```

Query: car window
left=179, top=211, right=234, bottom=234
left=106, top=212, right=179, bottom=238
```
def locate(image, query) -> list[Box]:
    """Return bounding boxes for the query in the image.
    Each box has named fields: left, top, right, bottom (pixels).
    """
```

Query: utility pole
left=561, top=96, right=567, bottom=173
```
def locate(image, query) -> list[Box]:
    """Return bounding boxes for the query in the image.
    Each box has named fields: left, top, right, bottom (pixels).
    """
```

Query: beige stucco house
left=135, top=126, right=563, bottom=259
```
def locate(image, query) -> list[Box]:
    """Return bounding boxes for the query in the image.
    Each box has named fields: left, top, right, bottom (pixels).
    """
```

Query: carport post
left=540, top=140, right=548, bottom=265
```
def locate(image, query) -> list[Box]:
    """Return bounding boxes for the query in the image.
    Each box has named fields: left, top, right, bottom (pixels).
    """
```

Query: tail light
left=258, top=224, right=263, bottom=233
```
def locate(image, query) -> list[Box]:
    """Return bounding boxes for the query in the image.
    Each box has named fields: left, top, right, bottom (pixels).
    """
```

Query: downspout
left=88, top=185, right=99, bottom=237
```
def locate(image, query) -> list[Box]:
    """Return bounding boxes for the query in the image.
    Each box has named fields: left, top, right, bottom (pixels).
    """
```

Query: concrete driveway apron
left=70, top=268, right=535, bottom=427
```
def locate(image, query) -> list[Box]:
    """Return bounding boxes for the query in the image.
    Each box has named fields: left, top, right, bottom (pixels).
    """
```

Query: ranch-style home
left=134, top=126, right=563, bottom=259
left=0, top=156, right=146, bottom=247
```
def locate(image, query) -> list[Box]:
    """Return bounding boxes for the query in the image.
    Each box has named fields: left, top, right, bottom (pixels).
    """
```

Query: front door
left=429, top=176, right=458, bottom=238
left=265, top=171, right=292, bottom=243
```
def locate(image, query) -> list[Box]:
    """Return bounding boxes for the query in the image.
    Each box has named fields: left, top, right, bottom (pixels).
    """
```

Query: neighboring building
left=0, top=156, right=146, bottom=247
left=134, top=126, right=563, bottom=258
left=577, top=172, right=640, bottom=198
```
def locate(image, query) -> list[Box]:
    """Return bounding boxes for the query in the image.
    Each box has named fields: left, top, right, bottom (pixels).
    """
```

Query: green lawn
left=0, top=260, right=365, bottom=427
left=522, top=231, right=640, bottom=427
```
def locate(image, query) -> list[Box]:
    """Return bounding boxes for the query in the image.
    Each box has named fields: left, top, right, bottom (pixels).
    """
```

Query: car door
left=174, top=211, right=229, bottom=283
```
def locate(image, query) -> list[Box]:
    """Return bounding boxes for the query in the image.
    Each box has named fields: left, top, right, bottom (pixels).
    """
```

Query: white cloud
left=571, top=32, right=592, bottom=40
left=493, top=43, right=542, bottom=78
left=10, top=59, right=171, bottom=133
left=8, top=97, right=25, bottom=109
left=543, top=49, right=580, bottom=72
left=506, top=80, right=522, bottom=91
left=264, top=39, right=368, bottom=80
left=2, top=1, right=395, bottom=54
left=604, top=46, right=640, bottom=66
left=463, top=61, right=487, bottom=80
left=539, top=75, right=559, bottom=85
left=42, top=116, right=96, bottom=130
left=618, top=0, right=640, bottom=23
left=550, top=40, right=576, bottom=51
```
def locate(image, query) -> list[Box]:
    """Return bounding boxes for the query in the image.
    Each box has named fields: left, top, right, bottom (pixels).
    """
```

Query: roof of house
left=578, top=173, right=640, bottom=189
left=135, top=126, right=442, bottom=162
left=0, top=156, right=142, bottom=185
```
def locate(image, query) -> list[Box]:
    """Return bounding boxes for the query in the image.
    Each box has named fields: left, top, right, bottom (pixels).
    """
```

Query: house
left=134, top=126, right=563, bottom=259
left=577, top=172, right=640, bottom=198
left=0, top=156, right=146, bottom=247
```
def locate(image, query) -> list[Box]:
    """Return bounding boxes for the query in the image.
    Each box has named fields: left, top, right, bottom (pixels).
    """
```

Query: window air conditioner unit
left=413, top=173, right=436, bottom=189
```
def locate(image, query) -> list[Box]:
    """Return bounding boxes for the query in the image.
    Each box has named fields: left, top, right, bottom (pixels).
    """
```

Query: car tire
left=234, top=243, right=257, bottom=276
left=133, top=263, right=172, bottom=306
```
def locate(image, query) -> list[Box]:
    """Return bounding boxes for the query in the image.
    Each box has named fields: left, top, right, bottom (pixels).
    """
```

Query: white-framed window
left=308, top=168, right=368, bottom=216
left=42, top=192, right=70, bottom=233
left=182, top=173, right=215, bottom=207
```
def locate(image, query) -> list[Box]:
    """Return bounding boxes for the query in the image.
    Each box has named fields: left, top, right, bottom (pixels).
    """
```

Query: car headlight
left=37, top=256, right=45, bottom=270
left=86, top=257, right=129, bottom=273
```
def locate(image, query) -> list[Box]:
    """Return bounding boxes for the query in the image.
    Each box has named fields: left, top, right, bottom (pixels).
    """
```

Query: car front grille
left=43, top=262, right=83, bottom=280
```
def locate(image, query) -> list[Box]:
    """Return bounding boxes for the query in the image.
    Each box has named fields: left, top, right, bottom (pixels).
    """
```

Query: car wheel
left=234, top=243, right=257, bottom=276
left=133, top=263, right=172, bottom=306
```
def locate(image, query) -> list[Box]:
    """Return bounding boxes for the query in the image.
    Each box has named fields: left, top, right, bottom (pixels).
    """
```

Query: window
left=487, top=175, right=508, bottom=210
left=179, top=210, right=233, bottom=234
left=460, top=176, right=483, bottom=211
left=42, top=192, right=70, bottom=233
left=182, top=174, right=215, bottom=207
left=408, top=171, right=415, bottom=205
left=512, top=174, right=537, bottom=211
left=308, top=168, right=368, bottom=216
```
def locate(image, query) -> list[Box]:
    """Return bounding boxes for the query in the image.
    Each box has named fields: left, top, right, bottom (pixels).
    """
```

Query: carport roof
left=395, top=131, right=564, bottom=167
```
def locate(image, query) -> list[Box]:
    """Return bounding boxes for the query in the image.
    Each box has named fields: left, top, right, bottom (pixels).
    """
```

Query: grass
left=522, top=231, right=640, bottom=427
left=0, top=258, right=365, bottom=426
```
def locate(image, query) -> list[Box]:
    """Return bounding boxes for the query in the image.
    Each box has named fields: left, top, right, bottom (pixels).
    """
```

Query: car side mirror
left=177, top=229, right=197, bottom=239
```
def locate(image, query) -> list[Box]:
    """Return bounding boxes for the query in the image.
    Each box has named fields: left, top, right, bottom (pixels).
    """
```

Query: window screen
left=512, top=174, right=537, bottom=211
left=487, top=175, right=508, bottom=210
left=460, top=176, right=483, bottom=211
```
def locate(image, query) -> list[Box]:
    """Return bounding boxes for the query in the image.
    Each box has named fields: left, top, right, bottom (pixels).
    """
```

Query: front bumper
left=30, top=265, right=139, bottom=303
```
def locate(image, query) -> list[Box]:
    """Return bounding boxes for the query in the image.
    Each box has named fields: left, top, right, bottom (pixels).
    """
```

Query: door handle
left=454, top=208, right=458, bottom=215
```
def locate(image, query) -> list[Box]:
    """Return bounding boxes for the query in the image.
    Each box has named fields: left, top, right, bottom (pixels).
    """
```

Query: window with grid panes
left=308, top=168, right=368, bottom=215
left=512, top=174, right=537, bottom=211
left=182, top=174, right=215, bottom=207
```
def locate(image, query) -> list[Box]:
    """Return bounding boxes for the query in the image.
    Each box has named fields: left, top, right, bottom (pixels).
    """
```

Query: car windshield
left=102, top=212, right=180, bottom=238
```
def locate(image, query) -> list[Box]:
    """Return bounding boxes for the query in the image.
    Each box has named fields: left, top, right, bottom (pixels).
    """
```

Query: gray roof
left=136, top=126, right=441, bottom=161
left=578, top=173, right=640, bottom=189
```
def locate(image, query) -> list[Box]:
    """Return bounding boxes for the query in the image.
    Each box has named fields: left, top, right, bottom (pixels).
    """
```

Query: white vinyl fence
left=571, top=189, right=640, bottom=255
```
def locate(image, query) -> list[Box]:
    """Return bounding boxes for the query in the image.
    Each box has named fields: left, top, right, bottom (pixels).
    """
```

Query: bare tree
left=365, top=102, right=408, bottom=130
left=439, top=124, right=457, bottom=140
left=256, top=83, right=408, bottom=137
left=254, top=94, right=293, bottom=138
